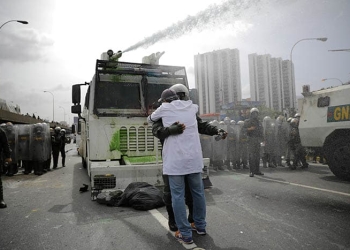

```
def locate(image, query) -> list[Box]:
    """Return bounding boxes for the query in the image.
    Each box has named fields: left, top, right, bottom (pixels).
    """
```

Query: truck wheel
left=324, top=137, right=350, bottom=181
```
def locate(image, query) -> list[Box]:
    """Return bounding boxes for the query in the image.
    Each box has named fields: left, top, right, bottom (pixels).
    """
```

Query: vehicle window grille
left=93, top=175, right=116, bottom=189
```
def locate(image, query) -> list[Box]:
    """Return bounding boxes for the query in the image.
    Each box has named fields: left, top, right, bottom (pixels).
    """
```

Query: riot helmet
left=250, top=107, right=259, bottom=118
left=224, top=117, right=230, bottom=125
left=5, top=122, right=14, bottom=131
left=211, top=120, right=219, bottom=126
left=275, top=115, right=285, bottom=126
left=230, top=120, right=236, bottom=125
left=294, top=113, right=301, bottom=118
left=290, top=118, right=299, bottom=128
left=287, top=117, right=292, bottom=123
left=263, top=116, right=271, bottom=122
left=237, top=121, right=245, bottom=127
left=169, top=84, right=190, bottom=100
left=33, top=123, right=44, bottom=134
left=54, top=126, right=61, bottom=134
left=60, top=129, right=66, bottom=135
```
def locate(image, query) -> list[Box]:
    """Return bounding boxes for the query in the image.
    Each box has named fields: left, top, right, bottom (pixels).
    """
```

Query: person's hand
left=217, top=129, right=228, bottom=139
left=168, top=121, right=185, bottom=135
left=4, top=158, right=12, bottom=164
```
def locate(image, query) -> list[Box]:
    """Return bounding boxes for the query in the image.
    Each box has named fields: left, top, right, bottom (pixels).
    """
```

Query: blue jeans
left=168, top=173, right=206, bottom=237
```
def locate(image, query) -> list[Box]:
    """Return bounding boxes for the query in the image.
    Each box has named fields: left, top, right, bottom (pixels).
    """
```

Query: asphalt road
left=1, top=144, right=349, bottom=250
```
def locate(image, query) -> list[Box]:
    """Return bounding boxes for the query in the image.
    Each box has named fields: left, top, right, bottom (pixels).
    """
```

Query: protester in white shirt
left=147, top=89, right=206, bottom=244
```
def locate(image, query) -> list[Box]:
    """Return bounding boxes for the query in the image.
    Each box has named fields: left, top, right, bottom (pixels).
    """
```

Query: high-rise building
left=194, top=48, right=241, bottom=115
left=282, top=60, right=297, bottom=111
left=248, top=53, right=296, bottom=112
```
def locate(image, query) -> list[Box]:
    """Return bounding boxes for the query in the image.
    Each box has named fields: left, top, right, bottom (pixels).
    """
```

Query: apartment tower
left=194, top=48, right=242, bottom=115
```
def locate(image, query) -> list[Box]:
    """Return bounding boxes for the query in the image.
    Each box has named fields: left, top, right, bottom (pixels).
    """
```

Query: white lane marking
left=149, top=209, right=202, bottom=250
left=252, top=175, right=350, bottom=197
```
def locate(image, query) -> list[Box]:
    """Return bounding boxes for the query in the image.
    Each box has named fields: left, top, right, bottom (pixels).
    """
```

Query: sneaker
left=190, top=223, right=207, bottom=235
left=175, top=231, right=193, bottom=244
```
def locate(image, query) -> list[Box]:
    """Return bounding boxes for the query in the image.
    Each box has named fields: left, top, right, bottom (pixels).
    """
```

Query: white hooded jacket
left=147, top=100, right=203, bottom=175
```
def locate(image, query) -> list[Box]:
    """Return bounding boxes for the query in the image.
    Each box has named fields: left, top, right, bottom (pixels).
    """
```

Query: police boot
left=6, top=164, right=14, bottom=177
left=0, top=179, right=7, bottom=209
left=166, top=205, right=178, bottom=232
left=62, top=158, right=66, bottom=167
left=262, top=156, right=267, bottom=168
left=34, top=162, right=43, bottom=176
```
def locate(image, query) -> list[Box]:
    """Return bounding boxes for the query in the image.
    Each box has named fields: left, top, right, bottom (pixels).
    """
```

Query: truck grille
left=120, top=126, right=161, bottom=152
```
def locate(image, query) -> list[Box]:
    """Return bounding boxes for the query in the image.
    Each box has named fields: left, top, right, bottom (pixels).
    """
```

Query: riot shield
left=4, top=123, right=18, bottom=175
left=31, top=123, right=48, bottom=162
left=211, top=121, right=226, bottom=170
left=42, top=123, right=52, bottom=170
left=227, top=122, right=238, bottom=169
left=17, top=124, right=32, bottom=161
left=4, top=123, right=18, bottom=162
left=200, top=134, right=212, bottom=160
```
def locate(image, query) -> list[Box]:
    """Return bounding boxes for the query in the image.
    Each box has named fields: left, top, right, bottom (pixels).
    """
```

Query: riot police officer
left=0, top=127, right=12, bottom=208
left=289, top=118, right=309, bottom=170
left=225, top=119, right=238, bottom=170
left=3, top=122, right=18, bottom=176
left=60, top=129, right=66, bottom=167
left=275, top=115, right=286, bottom=167
left=262, top=116, right=276, bottom=168
left=285, top=117, right=293, bottom=167
left=236, top=121, right=249, bottom=169
left=244, top=108, right=264, bottom=177
left=51, top=127, right=61, bottom=169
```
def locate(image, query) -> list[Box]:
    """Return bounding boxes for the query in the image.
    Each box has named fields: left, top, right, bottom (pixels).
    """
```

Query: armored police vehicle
left=298, top=84, right=350, bottom=181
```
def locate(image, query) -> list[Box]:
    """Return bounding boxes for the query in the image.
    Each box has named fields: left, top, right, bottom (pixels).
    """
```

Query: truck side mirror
left=72, top=85, right=81, bottom=104
left=71, top=104, right=81, bottom=114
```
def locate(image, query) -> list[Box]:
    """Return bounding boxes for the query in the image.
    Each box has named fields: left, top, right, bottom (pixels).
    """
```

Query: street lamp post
left=0, top=20, right=28, bottom=30
left=322, top=78, right=344, bottom=85
left=289, top=37, right=328, bottom=112
left=44, top=91, right=55, bottom=121
left=59, top=106, right=66, bottom=123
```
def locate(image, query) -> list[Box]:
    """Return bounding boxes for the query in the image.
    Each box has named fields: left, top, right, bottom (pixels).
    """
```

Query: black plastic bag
left=96, top=189, right=123, bottom=206
left=117, top=182, right=165, bottom=210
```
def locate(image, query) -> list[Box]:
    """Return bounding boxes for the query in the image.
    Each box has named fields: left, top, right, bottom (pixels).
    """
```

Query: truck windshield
left=147, top=82, right=173, bottom=109
left=95, top=81, right=141, bottom=115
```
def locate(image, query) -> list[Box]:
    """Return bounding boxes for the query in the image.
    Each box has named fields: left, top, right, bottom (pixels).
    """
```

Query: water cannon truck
left=71, top=50, right=210, bottom=197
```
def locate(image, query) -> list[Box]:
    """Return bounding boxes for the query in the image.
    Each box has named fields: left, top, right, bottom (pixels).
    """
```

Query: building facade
left=194, top=48, right=242, bottom=115
left=248, top=53, right=296, bottom=112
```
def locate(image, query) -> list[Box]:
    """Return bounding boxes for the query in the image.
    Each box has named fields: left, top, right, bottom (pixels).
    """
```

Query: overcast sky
left=0, top=0, right=349, bottom=123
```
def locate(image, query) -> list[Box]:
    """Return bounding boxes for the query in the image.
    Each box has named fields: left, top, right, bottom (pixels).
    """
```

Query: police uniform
left=0, top=128, right=12, bottom=208
left=244, top=108, right=264, bottom=177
